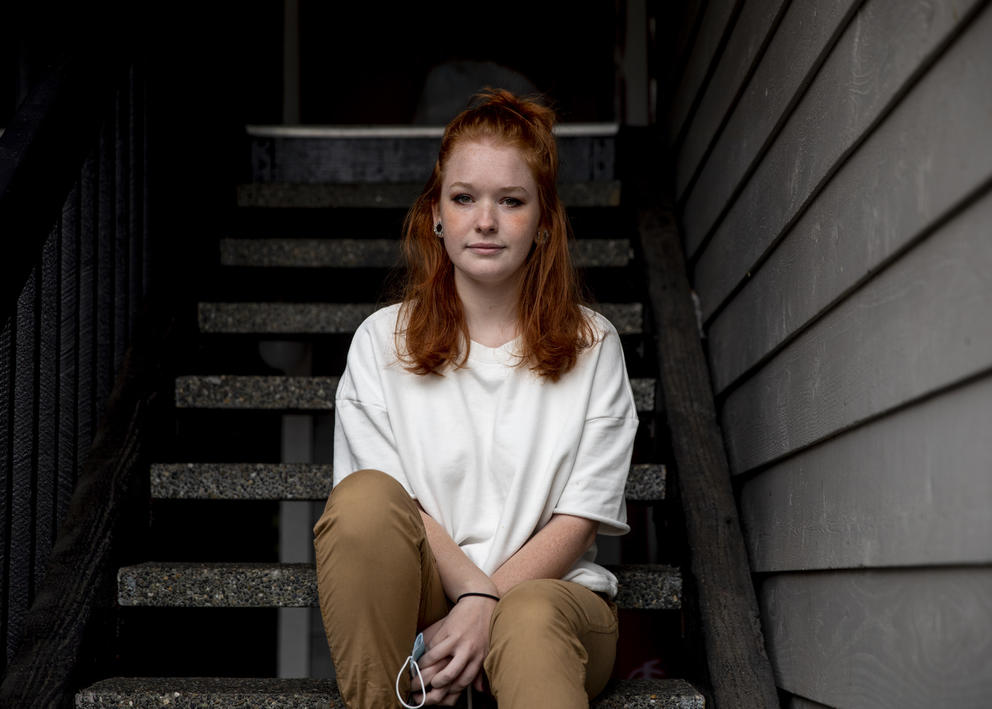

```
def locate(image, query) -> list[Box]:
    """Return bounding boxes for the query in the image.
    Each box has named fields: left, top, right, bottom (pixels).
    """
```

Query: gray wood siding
left=669, top=0, right=741, bottom=146
left=674, top=0, right=789, bottom=199
left=671, top=0, right=992, bottom=705
left=680, top=0, right=862, bottom=257
left=693, top=0, right=982, bottom=322
left=722, top=187, right=992, bottom=474
left=707, top=9, right=992, bottom=393
left=762, top=570, right=992, bottom=708
left=741, top=374, right=992, bottom=572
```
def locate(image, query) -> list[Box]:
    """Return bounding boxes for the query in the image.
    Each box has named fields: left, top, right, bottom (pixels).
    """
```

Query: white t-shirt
left=333, top=303, right=638, bottom=597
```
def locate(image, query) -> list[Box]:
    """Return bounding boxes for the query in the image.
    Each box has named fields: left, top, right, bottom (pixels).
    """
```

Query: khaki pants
left=314, top=469, right=618, bottom=708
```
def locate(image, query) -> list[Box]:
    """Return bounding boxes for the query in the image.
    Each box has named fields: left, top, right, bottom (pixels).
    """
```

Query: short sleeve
left=332, top=315, right=413, bottom=496
left=553, top=323, right=638, bottom=535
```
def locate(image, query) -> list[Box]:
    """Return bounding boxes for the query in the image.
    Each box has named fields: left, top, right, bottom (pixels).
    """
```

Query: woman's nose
left=476, top=203, right=497, bottom=233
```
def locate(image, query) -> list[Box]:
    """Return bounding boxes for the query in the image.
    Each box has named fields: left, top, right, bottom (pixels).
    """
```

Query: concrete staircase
left=75, top=126, right=705, bottom=707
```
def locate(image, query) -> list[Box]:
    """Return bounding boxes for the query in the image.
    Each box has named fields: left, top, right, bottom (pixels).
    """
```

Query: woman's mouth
left=467, top=244, right=504, bottom=254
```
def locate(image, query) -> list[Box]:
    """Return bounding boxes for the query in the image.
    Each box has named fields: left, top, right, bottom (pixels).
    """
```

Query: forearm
left=416, top=507, right=498, bottom=703
left=419, top=508, right=498, bottom=600
left=490, top=513, right=598, bottom=596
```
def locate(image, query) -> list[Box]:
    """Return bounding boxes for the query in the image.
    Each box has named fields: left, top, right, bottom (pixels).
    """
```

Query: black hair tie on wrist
left=456, top=592, right=500, bottom=604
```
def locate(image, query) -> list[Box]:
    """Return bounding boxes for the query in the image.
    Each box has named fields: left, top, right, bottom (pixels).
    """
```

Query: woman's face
left=432, top=139, right=542, bottom=298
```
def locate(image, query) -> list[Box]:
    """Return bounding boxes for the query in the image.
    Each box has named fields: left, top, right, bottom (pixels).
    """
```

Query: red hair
left=397, top=88, right=595, bottom=381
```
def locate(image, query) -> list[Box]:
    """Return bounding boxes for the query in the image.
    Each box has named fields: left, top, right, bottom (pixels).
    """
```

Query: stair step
left=117, top=563, right=682, bottom=611
left=198, top=302, right=643, bottom=335
left=236, top=181, right=621, bottom=209
left=76, top=676, right=704, bottom=708
left=175, top=375, right=656, bottom=412
left=247, top=123, right=619, bottom=185
left=219, top=237, right=633, bottom=268
left=150, top=462, right=666, bottom=502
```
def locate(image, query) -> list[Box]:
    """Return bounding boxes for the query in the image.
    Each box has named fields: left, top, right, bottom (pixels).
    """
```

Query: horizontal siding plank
left=681, top=0, right=860, bottom=257
left=761, top=569, right=992, bottom=708
left=741, top=373, right=992, bottom=572
left=669, top=0, right=740, bottom=146
left=692, top=0, right=981, bottom=319
left=675, top=0, right=788, bottom=199
left=708, top=7, right=992, bottom=393
left=722, top=188, right=992, bottom=474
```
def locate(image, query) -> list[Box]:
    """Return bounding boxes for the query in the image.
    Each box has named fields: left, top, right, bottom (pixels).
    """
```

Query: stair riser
left=197, top=302, right=643, bottom=336
left=174, top=375, right=657, bottom=412
left=76, top=677, right=704, bottom=708
left=237, top=182, right=621, bottom=209
left=250, top=131, right=616, bottom=184
left=150, top=463, right=666, bottom=502
left=117, top=564, right=682, bottom=611
left=219, top=238, right=633, bottom=269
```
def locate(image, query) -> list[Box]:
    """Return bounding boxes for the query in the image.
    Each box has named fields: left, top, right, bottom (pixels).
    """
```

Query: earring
left=434, top=223, right=444, bottom=236
left=536, top=229, right=549, bottom=245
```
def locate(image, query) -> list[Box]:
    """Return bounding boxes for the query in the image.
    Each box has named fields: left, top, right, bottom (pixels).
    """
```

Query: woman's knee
left=490, top=580, right=574, bottom=640
left=487, top=580, right=617, bottom=700
left=332, top=468, right=407, bottom=502
left=314, top=469, right=415, bottom=543
left=489, top=579, right=618, bottom=655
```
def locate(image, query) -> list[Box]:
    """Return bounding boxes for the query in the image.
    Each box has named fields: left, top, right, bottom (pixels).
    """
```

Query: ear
left=431, top=201, right=440, bottom=226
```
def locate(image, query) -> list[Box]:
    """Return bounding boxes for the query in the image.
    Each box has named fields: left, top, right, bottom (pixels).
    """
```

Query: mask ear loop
left=396, top=654, right=427, bottom=709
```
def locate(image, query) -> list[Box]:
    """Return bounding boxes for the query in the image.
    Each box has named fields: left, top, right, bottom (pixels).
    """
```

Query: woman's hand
left=411, top=595, right=497, bottom=705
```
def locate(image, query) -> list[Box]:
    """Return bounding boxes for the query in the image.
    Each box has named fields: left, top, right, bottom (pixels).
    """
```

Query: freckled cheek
left=440, top=211, right=471, bottom=233
left=505, top=212, right=540, bottom=232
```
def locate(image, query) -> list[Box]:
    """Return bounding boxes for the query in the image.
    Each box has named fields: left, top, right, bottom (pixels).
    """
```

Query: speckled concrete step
left=76, top=676, right=705, bottom=708
left=150, top=462, right=666, bottom=502
left=198, top=302, right=643, bottom=335
left=174, top=375, right=657, bottom=412
left=117, top=563, right=682, bottom=611
left=246, top=123, right=620, bottom=185
left=236, top=181, right=621, bottom=208
left=219, top=237, right=633, bottom=268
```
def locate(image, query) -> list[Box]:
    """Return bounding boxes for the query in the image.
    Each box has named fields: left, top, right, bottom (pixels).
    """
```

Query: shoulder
left=579, top=305, right=620, bottom=340
left=342, top=304, right=407, bottom=370
left=339, top=304, right=405, bottom=400
left=578, top=305, right=623, bottom=360
left=359, top=302, right=403, bottom=332
left=575, top=306, right=631, bottom=388
left=351, top=303, right=403, bottom=346
left=575, top=306, right=637, bottom=417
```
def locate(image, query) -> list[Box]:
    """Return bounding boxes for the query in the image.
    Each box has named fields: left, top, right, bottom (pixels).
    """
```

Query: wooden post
left=638, top=206, right=780, bottom=709
left=282, top=0, right=300, bottom=125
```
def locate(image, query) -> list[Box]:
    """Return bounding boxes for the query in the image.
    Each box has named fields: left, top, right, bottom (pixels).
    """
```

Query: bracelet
left=456, top=592, right=500, bottom=604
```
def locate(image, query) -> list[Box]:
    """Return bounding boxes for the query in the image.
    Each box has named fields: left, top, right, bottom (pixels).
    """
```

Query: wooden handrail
left=639, top=206, right=780, bottom=708
left=0, top=304, right=175, bottom=707
left=0, top=40, right=153, bottom=703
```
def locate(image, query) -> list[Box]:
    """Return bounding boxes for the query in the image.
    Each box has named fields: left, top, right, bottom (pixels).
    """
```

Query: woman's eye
left=501, top=197, right=522, bottom=207
left=453, top=194, right=473, bottom=204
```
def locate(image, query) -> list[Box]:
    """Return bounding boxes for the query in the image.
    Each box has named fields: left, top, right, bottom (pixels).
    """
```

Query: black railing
left=0, top=50, right=149, bottom=688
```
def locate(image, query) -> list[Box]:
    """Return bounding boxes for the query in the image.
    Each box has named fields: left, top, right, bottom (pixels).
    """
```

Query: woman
left=314, top=89, right=638, bottom=708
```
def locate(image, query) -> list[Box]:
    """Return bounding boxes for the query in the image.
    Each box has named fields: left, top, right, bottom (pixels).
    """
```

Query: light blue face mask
left=396, top=632, right=427, bottom=708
